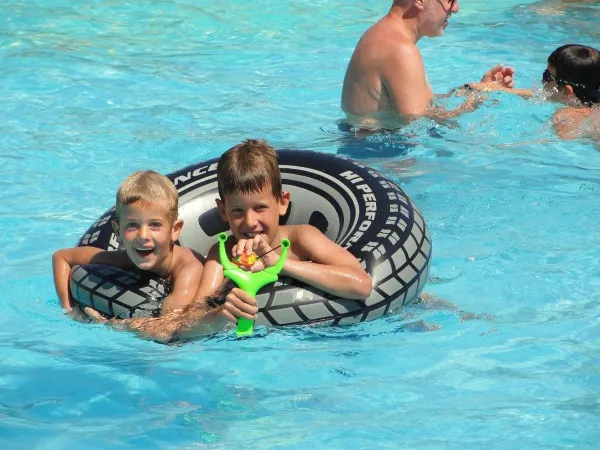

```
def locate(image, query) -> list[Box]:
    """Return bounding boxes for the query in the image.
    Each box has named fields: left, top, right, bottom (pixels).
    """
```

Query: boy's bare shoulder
left=554, top=107, right=591, bottom=121
left=172, top=246, right=205, bottom=274
left=553, top=107, right=592, bottom=140
left=204, top=240, right=235, bottom=263
left=287, top=224, right=329, bottom=246
left=287, top=223, right=319, bottom=236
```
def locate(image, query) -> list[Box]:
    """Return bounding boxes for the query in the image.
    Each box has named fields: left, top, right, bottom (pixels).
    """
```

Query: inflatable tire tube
left=71, top=150, right=432, bottom=325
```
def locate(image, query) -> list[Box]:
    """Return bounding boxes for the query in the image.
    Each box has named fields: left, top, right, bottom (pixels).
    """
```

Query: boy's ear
left=278, top=191, right=291, bottom=216
left=111, top=219, right=121, bottom=242
left=171, top=219, right=184, bottom=242
left=216, top=198, right=229, bottom=222
left=563, top=84, right=575, bottom=97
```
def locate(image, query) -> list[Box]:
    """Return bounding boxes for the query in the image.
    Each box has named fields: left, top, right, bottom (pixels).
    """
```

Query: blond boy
left=53, top=171, right=203, bottom=318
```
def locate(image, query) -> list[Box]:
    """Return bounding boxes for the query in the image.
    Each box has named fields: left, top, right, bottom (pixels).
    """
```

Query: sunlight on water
left=1, top=0, right=600, bottom=448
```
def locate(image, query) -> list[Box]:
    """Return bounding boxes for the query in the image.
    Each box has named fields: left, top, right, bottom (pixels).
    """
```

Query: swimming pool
left=1, top=0, right=600, bottom=447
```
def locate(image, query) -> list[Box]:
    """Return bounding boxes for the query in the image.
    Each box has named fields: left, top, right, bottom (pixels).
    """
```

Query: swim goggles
left=542, top=68, right=587, bottom=89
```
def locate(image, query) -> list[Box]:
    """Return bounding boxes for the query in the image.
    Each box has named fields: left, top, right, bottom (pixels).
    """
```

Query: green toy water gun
left=217, top=232, right=291, bottom=337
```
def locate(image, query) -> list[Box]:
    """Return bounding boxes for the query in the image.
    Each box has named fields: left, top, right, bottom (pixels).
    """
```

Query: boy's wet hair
left=548, top=44, right=600, bottom=105
left=217, top=139, right=282, bottom=202
left=116, top=171, right=178, bottom=223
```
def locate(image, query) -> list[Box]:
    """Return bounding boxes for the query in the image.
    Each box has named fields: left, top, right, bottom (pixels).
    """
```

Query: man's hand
left=481, top=64, right=515, bottom=88
left=221, top=287, right=258, bottom=323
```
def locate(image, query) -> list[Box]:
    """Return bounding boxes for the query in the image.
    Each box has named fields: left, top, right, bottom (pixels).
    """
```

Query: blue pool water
left=2, top=0, right=600, bottom=447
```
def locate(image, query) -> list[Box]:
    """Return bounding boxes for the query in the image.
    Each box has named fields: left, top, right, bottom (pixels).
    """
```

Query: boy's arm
left=103, top=285, right=246, bottom=342
left=278, top=225, right=372, bottom=300
left=52, top=247, right=128, bottom=312
left=465, top=81, right=533, bottom=98
left=160, top=249, right=204, bottom=314
left=194, top=244, right=226, bottom=300
left=106, top=302, right=229, bottom=342
left=190, top=245, right=257, bottom=322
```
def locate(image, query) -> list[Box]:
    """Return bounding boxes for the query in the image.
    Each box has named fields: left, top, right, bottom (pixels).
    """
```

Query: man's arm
left=381, top=44, right=432, bottom=123
left=382, top=46, right=498, bottom=124
left=480, top=64, right=515, bottom=88
left=425, top=92, right=483, bottom=124
left=52, top=247, right=128, bottom=312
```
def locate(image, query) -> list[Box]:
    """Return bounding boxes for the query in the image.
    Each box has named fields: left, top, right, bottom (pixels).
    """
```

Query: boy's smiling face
left=217, top=183, right=290, bottom=246
left=114, top=200, right=182, bottom=275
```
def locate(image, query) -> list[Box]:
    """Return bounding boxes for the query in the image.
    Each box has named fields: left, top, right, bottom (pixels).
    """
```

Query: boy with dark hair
left=546, top=44, right=600, bottom=106
left=468, top=44, right=600, bottom=140
left=197, top=139, right=372, bottom=324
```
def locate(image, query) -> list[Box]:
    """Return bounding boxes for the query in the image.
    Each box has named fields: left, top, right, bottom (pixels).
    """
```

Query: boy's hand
left=67, top=304, right=92, bottom=322
left=481, top=64, right=515, bottom=88
left=232, top=234, right=279, bottom=272
left=84, top=306, right=107, bottom=323
left=466, top=81, right=504, bottom=93
left=221, top=287, right=258, bottom=323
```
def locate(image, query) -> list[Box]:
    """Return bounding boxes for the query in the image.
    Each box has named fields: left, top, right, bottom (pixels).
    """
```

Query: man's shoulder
left=360, top=18, right=418, bottom=50
left=356, top=26, right=420, bottom=67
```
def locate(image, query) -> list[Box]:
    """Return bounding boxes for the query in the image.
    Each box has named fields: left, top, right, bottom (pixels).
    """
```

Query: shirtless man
left=341, top=0, right=515, bottom=128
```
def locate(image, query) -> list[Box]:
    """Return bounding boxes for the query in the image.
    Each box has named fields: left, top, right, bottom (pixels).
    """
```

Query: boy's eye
left=125, top=223, right=139, bottom=230
left=149, top=222, right=162, bottom=230
left=231, top=208, right=244, bottom=215
left=255, top=205, right=268, bottom=211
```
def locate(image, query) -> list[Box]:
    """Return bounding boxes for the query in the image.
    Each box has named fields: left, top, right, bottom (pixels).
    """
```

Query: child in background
left=468, top=44, right=600, bottom=141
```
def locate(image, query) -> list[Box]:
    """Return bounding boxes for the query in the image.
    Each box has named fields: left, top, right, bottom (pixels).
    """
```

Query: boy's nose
left=243, top=210, right=258, bottom=226
left=138, top=225, right=150, bottom=239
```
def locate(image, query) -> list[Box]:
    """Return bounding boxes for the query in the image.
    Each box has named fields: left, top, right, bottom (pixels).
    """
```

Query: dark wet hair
left=548, top=44, right=600, bottom=105
left=217, top=139, right=282, bottom=202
